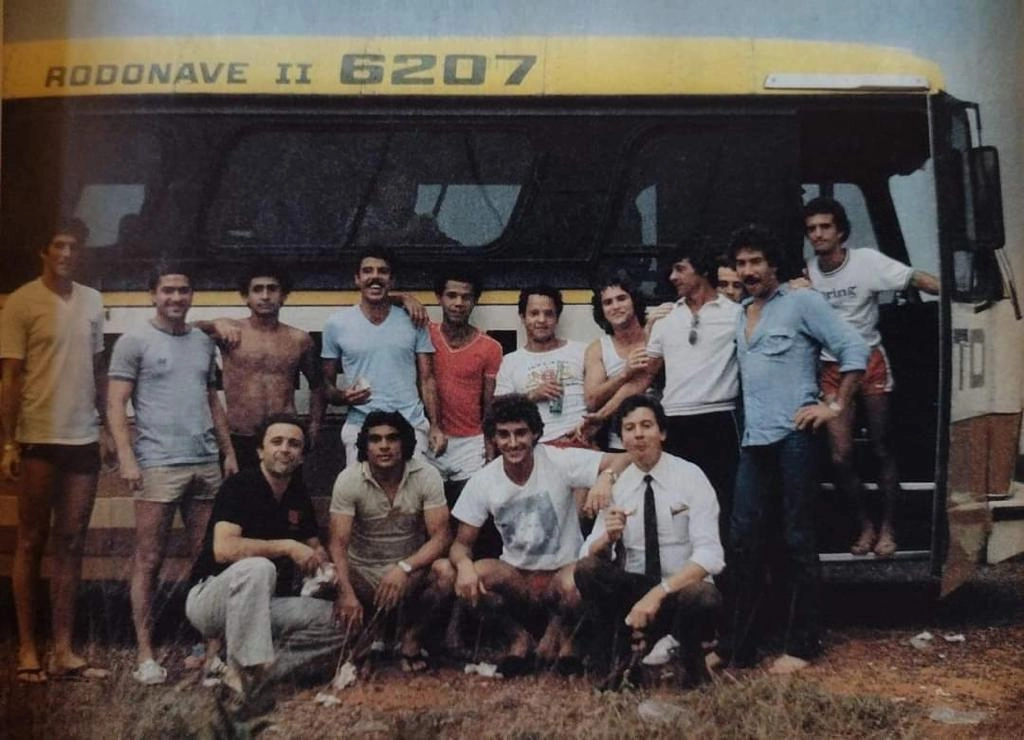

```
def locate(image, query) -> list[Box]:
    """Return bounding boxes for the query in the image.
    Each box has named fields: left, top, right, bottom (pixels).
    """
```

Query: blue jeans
left=725, top=430, right=822, bottom=662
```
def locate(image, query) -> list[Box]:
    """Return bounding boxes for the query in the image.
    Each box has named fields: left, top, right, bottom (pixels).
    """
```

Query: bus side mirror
left=966, top=146, right=1004, bottom=251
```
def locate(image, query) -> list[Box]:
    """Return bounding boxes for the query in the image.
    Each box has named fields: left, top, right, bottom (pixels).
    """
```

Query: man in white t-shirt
left=592, top=244, right=741, bottom=540
left=442, top=394, right=628, bottom=676
left=495, top=286, right=589, bottom=446
left=804, top=197, right=939, bottom=557
left=1, top=218, right=112, bottom=683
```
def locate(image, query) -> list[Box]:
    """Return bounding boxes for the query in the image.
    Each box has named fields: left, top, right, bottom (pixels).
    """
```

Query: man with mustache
left=1, top=218, right=112, bottom=683
left=322, top=249, right=442, bottom=468
left=329, top=410, right=451, bottom=674
left=804, top=197, right=939, bottom=557
left=722, top=225, right=868, bottom=674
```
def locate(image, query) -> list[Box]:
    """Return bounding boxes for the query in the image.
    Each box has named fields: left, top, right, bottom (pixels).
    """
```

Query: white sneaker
left=641, top=635, right=680, bottom=666
left=201, top=655, right=228, bottom=688
left=133, top=659, right=167, bottom=685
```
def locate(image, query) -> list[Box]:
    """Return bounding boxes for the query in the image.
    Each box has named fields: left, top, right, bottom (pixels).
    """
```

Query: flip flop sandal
left=399, top=650, right=431, bottom=674
left=554, top=655, right=584, bottom=677
left=49, top=664, right=111, bottom=681
left=873, top=531, right=898, bottom=558
left=850, top=528, right=877, bottom=556
left=496, top=654, right=535, bottom=678
left=16, top=667, right=48, bottom=684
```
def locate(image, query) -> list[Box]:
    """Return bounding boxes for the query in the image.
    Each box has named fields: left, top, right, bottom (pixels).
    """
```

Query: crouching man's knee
left=430, top=558, right=456, bottom=593
left=230, top=556, right=278, bottom=594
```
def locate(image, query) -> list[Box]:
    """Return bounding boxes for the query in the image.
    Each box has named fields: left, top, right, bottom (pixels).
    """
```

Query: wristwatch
left=397, top=560, right=413, bottom=574
left=827, top=401, right=843, bottom=413
left=600, top=469, right=618, bottom=484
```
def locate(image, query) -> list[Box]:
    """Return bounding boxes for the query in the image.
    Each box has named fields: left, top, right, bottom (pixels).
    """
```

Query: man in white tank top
left=582, top=276, right=670, bottom=451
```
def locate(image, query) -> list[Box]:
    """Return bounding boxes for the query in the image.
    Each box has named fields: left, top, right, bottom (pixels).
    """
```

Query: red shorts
left=821, top=346, right=893, bottom=398
left=517, top=568, right=557, bottom=601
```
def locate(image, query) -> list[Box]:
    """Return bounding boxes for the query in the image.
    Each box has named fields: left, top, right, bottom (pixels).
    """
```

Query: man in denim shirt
left=721, top=225, right=868, bottom=675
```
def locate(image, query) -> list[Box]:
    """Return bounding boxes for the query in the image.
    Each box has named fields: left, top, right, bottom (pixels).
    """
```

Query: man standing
left=186, top=414, right=342, bottom=712
left=1, top=218, right=111, bottom=683
left=804, top=197, right=940, bottom=557
left=724, top=225, right=868, bottom=674
left=329, top=411, right=451, bottom=672
left=583, top=277, right=655, bottom=451
left=576, top=395, right=724, bottom=688
left=195, top=264, right=325, bottom=470
left=423, top=269, right=503, bottom=504
left=445, top=395, right=627, bottom=675
left=596, top=245, right=741, bottom=535
left=321, top=249, right=442, bottom=467
left=496, top=286, right=589, bottom=446
left=716, top=256, right=746, bottom=304
left=108, top=264, right=237, bottom=685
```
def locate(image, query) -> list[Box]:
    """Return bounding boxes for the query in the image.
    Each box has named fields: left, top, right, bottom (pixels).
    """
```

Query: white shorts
left=341, top=419, right=429, bottom=469
left=422, top=434, right=486, bottom=482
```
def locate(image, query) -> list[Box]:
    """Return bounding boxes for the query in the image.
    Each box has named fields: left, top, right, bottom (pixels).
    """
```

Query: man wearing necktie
left=576, top=395, right=724, bottom=688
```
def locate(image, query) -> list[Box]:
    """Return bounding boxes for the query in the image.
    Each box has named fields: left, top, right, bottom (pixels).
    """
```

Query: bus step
left=819, top=482, right=934, bottom=493
left=819, top=549, right=930, bottom=563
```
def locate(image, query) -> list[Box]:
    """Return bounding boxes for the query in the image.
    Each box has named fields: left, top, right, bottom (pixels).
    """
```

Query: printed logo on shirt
left=821, top=286, right=857, bottom=302
left=288, top=510, right=301, bottom=527
left=495, top=491, right=560, bottom=558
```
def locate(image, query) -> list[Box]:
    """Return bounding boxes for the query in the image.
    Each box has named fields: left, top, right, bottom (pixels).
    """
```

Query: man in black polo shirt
left=186, top=413, right=343, bottom=707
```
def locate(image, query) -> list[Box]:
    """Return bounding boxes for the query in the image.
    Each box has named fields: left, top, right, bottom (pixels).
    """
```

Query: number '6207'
left=339, top=54, right=537, bottom=86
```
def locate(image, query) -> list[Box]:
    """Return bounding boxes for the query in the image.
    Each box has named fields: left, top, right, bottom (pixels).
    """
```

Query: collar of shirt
left=359, top=458, right=422, bottom=494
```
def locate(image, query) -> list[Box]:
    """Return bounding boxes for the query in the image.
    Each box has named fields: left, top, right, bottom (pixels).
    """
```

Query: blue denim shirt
left=736, top=286, right=869, bottom=446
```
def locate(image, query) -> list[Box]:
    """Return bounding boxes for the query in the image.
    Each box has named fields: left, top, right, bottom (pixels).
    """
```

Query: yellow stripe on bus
left=3, top=36, right=943, bottom=100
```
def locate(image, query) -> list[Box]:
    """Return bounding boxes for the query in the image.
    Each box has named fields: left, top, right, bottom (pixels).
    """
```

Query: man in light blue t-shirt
left=108, top=264, right=237, bottom=686
left=322, top=249, right=442, bottom=467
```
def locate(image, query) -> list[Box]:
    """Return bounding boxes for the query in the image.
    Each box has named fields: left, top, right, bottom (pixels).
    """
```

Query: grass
left=2, top=647, right=917, bottom=740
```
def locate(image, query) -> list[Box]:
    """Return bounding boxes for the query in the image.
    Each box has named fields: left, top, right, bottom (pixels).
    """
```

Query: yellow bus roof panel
left=2, top=36, right=943, bottom=99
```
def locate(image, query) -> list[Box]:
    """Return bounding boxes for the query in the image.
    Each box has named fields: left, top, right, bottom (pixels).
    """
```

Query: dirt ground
left=2, top=561, right=1022, bottom=738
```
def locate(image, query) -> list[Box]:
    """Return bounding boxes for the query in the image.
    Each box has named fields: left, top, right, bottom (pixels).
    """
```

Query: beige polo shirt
left=330, top=457, right=446, bottom=587
left=0, top=279, right=104, bottom=444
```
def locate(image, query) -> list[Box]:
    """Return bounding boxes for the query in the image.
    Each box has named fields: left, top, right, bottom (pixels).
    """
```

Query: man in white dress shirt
left=576, top=394, right=724, bottom=688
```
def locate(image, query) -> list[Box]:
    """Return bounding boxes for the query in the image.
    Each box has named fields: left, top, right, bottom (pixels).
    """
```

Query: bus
left=1, top=35, right=1020, bottom=593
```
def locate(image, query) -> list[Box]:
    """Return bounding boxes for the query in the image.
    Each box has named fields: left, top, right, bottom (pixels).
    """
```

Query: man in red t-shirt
left=423, top=270, right=503, bottom=507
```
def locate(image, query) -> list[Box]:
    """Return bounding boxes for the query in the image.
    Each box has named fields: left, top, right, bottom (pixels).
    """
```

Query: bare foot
left=768, top=654, right=810, bottom=674
left=17, top=645, right=43, bottom=675
left=850, top=524, right=877, bottom=556
left=705, top=651, right=723, bottom=672
left=873, top=526, right=897, bottom=558
left=536, top=619, right=564, bottom=664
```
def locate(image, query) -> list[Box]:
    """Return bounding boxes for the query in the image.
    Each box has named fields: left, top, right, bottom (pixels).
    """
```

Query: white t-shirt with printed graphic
left=495, top=340, right=587, bottom=441
left=452, top=445, right=602, bottom=570
left=807, top=247, right=914, bottom=360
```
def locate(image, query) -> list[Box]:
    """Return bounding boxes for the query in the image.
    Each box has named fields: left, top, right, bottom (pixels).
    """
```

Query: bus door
left=931, top=92, right=1021, bottom=594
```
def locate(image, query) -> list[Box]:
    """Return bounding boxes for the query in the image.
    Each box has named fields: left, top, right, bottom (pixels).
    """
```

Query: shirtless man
left=1, top=218, right=112, bottom=683
left=196, top=264, right=325, bottom=470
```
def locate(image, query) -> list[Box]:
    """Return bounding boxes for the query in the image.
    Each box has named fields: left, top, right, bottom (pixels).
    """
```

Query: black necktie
left=643, top=474, right=661, bottom=578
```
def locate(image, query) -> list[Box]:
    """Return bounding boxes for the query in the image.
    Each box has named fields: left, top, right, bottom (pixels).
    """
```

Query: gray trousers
left=186, top=557, right=345, bottom=682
